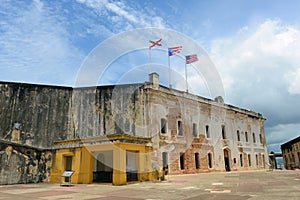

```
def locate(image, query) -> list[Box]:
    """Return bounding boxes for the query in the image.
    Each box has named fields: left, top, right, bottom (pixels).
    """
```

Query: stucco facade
left=50, top=135, right=153, bottom=185
left=145, top=73, right=267, bottom=174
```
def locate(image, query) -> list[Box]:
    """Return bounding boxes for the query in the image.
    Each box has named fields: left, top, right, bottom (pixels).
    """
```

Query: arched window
left=259, top=134, right=263, bottom=144
left=248, top=154, right=251, bottom=167
left=180, top=152, right=185, bottom=170
left=161, top=118, right=167, bottom=133
left=221, top=125, right=226, bottom=139
left=195, top=153, right=200, bottom=169
left=178, top=121, right=183, bottom=136
left=255, top=154, right=258, bottom=166
left=240, top=154, right=243, bottom=167
left=205, top=125, right=210, bottom=138
left=237, top=130, right=240, bottom=141
left=208, top=153, right=213, bottom=168
left=245, top=132, right=248, bottom=142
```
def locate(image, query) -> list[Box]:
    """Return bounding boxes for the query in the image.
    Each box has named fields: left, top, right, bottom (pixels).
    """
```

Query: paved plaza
left=0, top=170, right=299, bottom=200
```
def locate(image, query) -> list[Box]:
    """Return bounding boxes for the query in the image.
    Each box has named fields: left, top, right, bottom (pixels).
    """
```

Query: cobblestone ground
left=0, top=170, right=299, bottom=200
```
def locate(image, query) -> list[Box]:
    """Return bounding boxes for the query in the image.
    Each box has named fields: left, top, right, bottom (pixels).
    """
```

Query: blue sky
left=1, top=0, right=300, bottom=153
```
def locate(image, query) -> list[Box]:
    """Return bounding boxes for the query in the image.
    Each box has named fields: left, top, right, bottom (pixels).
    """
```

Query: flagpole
left=168, top=52, right=171, bottom=88
left=168, top=46, right=182, bottom=89
left=149, top=47, right=152, bottom=74
left=185, top=62, right=188, bottom=93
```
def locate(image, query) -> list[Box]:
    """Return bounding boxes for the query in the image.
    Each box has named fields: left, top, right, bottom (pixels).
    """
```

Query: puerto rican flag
left=168, top=46, right=183, bottom=56
left=185, top=54, right=198, bottom=64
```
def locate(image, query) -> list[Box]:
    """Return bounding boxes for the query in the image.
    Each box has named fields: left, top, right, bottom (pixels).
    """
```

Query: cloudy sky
left=1, top=0, right=300, bottom=153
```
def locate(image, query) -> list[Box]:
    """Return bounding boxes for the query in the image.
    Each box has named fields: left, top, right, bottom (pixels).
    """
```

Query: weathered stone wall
left=281, top=136, right=300, bottom=169
left=0, top=140, right=51, bottom=184
left=72, top=84, right=146, bottom=138
left=0, top=82, right=73, bottom=149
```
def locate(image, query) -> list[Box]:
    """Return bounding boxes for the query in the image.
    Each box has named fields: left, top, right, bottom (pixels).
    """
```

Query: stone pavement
left=0, top=170, right=299, bottom=200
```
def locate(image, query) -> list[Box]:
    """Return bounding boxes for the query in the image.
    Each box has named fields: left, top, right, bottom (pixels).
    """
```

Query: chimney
left=149, top=72, right=159, bottom=89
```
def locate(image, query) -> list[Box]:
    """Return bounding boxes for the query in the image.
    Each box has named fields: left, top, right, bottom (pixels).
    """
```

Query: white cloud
left=286, top=68, right=300, bottom=94
left=106, top=1, right=138, bottom=24
left=210, top=19, right=300, bottom=104
left=266, top=123, right=300, bottom=152
left=76, top=0, right=167, bottom=29
left=0, top=0, right=84, bottom=85
left=208, top=19, right=300, bottom=152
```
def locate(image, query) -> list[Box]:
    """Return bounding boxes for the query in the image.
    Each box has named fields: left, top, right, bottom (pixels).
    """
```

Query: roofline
left=0, top=80, right=73, bottom=90
left=73, top=82, right=145, bottom=90
left=144, top=83, right=265, bottom=120
left=0, top=139, right=50, bottom=151
left=281, top=136, right=300, bottom=148
left=0, top=80, right=265, bottom=119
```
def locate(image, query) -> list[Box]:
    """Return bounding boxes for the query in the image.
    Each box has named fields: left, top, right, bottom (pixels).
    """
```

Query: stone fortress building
left=281, top=136, right=300, bottom=170
left=0, top=73, right=268, bottom=185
